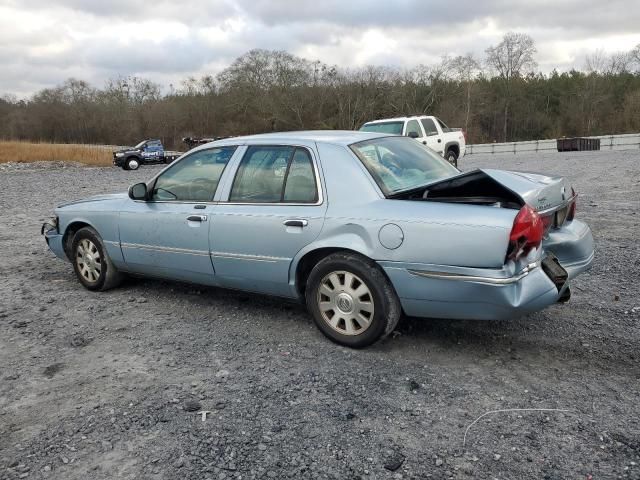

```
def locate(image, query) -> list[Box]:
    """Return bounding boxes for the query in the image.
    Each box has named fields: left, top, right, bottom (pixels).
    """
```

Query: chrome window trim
left=223, top=144, right=324, bottom=206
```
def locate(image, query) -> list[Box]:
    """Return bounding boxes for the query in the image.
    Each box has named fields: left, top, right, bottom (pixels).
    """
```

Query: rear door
left=420, top=117, right=444, bottom=154
left=210, top=143, right=327, bottom=297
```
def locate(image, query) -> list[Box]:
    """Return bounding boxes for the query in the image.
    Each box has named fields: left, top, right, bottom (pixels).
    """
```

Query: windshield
left=134, top=140, right=147, bottom=149
left=359, top=121, right=403, bottom=135
left=350, top=136, right=459, bottom=195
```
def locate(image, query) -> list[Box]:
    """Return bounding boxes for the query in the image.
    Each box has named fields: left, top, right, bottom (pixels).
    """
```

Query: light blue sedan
left=42, top=131, right=594, bottom=347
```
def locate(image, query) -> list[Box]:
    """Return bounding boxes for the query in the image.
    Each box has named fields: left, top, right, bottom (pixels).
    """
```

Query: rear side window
left=436, top=118, right=449, bottom=130
left=283, top=149, right=317, bottom=203
left=230, top=146, right=318, bottom=204
left=421, top=118, right=438, bottom=135
left=359, top=121, right=403, bottom=135
left=405, top=120, right=422, bottom=137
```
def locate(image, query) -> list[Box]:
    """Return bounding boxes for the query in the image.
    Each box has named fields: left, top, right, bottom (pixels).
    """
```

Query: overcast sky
left=1, top=0, right=639, bottom=97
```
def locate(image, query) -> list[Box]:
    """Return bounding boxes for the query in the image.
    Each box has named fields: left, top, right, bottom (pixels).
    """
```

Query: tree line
left=1, top=33, right=639, bottom=149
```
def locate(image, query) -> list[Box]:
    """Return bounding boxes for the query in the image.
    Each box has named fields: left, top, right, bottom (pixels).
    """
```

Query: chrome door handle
left=283, top=219, right=308, bottom=227
left=187, top=215, right=207, bottom=222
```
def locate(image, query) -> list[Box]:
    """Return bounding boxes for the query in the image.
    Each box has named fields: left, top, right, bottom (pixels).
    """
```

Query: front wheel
left=71, top=227, right=123, bottom=291
left=126, top=157, right=140, bottom=170
left=305, top=252, right=401, bottom=348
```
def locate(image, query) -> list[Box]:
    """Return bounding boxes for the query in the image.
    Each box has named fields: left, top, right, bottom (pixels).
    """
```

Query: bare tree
left=586, top=49, right=632, bottom=75
left=446, top=54, right=481, bottom=136
left=630, top=44, right=640, bottom=70
left=485, top=32, right=537, bottom=141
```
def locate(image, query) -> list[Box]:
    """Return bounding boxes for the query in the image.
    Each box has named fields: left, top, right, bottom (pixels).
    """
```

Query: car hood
left=114, top=148, right=139, bottom=154
left=57, top=193, right=127, bottom=208
left=481, top=169, right=573, bottom=211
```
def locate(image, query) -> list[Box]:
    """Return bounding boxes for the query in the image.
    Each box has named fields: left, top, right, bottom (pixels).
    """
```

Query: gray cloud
left=1, top=0, right=639, bottom=97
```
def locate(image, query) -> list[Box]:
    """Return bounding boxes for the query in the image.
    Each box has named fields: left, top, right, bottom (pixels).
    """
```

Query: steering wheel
left=188, top=178, right=213, bottom=201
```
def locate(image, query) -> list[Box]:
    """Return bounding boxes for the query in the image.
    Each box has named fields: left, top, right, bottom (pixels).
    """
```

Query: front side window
left=151, top=146, right=236, bottom=202
left=350, top=136, right=458, bottom=195
left=229, top=146, right=318, bottom=204
left=359, top=121, right=404, bottom=135
left=405, top=119, right=422, bottom=137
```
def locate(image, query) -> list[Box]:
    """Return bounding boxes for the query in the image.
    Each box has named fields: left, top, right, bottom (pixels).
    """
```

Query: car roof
left=363, top=116, right=432, bottom=124
left=203, top=130, right=392, bottom=148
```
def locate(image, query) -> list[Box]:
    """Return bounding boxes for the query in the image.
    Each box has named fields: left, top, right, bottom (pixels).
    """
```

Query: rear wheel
left=71, top=227, right=123, bottom=291
left=446, top=149, right=458, bottom=167
left=126, top=157, right=140, bottom=170
left=305, top=252, right=401, bottom=348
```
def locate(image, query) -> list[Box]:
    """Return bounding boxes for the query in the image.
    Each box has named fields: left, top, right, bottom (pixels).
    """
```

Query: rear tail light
left=507, top=204, right=544, bottom=261
left=567, top=187, right=577, bottom=221
left=541, top=214, right=553, bottom=232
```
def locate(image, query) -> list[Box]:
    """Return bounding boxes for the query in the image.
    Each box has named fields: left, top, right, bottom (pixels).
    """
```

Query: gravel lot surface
left=1, top=150, right=639, bottom=479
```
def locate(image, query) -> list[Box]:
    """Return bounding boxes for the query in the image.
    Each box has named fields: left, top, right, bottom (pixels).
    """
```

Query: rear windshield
left=359, top=121, right=404, bottom=135
left=350, top=136, right=458, bottom=195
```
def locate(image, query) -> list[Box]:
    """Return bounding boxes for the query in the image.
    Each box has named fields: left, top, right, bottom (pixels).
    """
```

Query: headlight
left=41, top=216, right=58, bottom=235
left=115, top=152, right=125, bottom=157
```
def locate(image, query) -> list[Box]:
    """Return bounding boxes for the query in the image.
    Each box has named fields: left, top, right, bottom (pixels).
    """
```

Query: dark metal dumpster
left=557, top=137, right=601, bottom=152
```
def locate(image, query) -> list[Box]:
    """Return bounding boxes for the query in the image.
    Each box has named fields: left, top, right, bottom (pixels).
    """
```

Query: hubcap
left=76, top=238, right=102, bottom=283
left=129, top=160, right=139, bottom=169
left=317, top=271, right=374, bottom=336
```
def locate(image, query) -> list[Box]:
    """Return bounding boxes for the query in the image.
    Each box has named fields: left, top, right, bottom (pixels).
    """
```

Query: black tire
left=71, top=227, right=124, bottom=291
left=305, top=252, right=402, bottom=348
left=446, top=149, right=458, bottom=167
left=126, top=157, right=140, bottom=170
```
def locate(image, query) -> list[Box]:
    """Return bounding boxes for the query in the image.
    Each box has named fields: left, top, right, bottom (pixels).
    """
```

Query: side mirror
left=407, top=131, right=420, bottom=139
left=128, top=182, right=148, bottom=200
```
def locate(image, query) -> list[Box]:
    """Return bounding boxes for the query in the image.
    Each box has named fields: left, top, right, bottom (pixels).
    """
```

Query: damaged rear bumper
left=379, top=220, right=594, bottom=320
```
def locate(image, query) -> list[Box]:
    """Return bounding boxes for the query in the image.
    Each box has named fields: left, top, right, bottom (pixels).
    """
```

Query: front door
left=118, top=146, right=238, bottom=285
left=210, top=144, right=327, bottom=297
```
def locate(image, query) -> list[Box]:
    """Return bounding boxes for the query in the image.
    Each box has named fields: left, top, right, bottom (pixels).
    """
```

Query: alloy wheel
left=76, top=238, right=102, bottom=284
left=317, top=270, right=375, bottom=336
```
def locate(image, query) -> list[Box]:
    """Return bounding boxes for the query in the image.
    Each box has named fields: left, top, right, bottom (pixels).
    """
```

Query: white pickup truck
left=359, top=115, right=466, bottom=166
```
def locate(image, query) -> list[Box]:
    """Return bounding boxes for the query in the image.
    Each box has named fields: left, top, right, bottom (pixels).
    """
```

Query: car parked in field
left=113, top=139, right=182, bottom=170
left=43, top=131, right=594, bottom=348
left=359, top=115, right=466, bottom=166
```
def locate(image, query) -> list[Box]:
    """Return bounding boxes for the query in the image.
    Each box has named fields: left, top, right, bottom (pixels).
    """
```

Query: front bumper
left=380, top=220, right=594, bottom=320
left=41, top=219, right=67, bottom=260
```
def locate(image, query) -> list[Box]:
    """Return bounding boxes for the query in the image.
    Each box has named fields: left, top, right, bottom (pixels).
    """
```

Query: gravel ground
left=1, top=150, right=639, bottom=480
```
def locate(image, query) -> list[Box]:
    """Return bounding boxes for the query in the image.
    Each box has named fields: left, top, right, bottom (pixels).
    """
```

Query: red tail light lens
left=507, top=205, right=544, bottom=261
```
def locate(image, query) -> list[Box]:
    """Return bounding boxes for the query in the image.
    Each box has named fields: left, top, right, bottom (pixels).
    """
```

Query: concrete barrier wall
left=466, top=133, right=640, bottom=155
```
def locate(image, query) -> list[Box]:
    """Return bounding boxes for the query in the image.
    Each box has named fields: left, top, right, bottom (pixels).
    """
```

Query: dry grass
left=0, top=141, right=113, bottom=166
